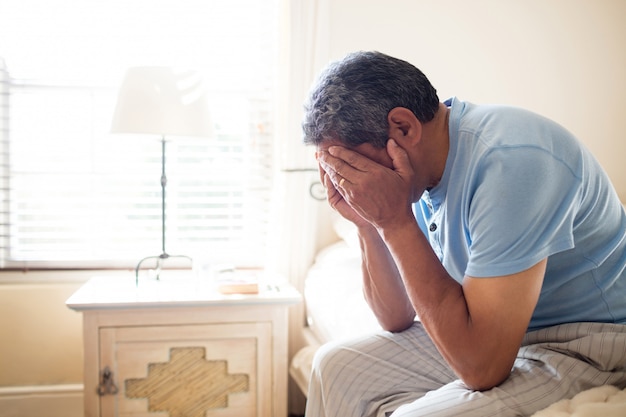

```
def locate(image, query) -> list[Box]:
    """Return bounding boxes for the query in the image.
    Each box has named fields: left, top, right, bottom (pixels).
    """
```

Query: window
left=0, top=0, right=280, bottom=269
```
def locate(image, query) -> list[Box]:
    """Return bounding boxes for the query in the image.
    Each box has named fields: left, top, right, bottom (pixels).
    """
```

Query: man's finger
left=318, top=151, right=354, bottom=187
left=327, top=146, right=375, bottom=173
left=387, top=139, right=412, bottom=177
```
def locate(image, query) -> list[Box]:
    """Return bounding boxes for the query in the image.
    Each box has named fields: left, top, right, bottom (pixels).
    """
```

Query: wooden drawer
left=98, top=323, right=271, bottom=417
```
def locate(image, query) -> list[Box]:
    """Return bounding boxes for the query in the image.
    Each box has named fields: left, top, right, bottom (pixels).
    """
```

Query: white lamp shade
left=111, top=67, right=212, bottom=137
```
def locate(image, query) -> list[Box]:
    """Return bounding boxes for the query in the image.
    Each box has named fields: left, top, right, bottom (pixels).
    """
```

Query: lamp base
left=135, top=253, right=193, bottom=286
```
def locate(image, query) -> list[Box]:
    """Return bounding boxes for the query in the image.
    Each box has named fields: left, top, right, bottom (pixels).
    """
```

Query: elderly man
left=303, top=51, right=626, bottom=417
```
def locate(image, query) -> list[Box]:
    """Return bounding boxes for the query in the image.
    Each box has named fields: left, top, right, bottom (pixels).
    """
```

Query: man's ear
left=388, top=107, right=422, bottom=147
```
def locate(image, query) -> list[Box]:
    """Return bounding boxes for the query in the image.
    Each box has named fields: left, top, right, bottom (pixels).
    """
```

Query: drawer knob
left=97, top=366, right=119, bottom=396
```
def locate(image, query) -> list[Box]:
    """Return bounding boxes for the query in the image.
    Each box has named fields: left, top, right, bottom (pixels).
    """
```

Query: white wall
left=323, top=0, right=626, bottom=201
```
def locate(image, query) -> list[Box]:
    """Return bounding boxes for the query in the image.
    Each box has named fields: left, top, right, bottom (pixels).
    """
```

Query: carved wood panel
left=99, top=322, right=272, bottom=416
left=125, top=347, right=249, bottom=417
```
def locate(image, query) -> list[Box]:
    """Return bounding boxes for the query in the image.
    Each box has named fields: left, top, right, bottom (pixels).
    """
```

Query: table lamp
left=111, top=67, right=212, bottom=284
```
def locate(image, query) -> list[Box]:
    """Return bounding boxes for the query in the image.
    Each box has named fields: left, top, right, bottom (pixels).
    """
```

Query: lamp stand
left=135, top=137, right=192, bottom=285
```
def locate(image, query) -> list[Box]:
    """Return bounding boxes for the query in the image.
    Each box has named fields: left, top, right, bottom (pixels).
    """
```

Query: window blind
left=0, top=60, right=9, bottom=266
left=0, top=0, right=279, bottom=269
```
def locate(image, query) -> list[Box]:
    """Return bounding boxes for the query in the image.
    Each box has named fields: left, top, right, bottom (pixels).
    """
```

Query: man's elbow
left=370, top=302, right=416, bottom=333
left=381, top=320, right=415, bottom=333
left=377, top=314, right=416, bottom=333
left=459, top=366, right=511, bottom=392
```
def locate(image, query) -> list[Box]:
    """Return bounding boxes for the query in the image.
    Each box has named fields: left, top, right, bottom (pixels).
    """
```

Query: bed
left=288, top=218, right=626, bottom=416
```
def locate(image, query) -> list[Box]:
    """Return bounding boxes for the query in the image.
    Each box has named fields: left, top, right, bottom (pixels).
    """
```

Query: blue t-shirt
left=416, top=98, right=626, bottom=331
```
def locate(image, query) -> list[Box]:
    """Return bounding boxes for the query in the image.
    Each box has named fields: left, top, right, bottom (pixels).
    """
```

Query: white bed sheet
left=304, top=240, right=380, bottom=344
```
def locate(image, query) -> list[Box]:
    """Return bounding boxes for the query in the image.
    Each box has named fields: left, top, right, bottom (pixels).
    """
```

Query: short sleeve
left=465, top=146, right=582, bottom=277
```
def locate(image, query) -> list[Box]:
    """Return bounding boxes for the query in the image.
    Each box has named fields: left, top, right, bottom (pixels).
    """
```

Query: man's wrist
left=378, top=213, right=421, bottom=244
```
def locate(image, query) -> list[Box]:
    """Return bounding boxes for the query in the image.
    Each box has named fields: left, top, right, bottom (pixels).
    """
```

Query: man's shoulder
left=452, top=100, right=578, bottom=155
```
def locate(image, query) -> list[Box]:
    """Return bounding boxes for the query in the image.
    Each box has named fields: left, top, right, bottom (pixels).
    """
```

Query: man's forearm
left=379, top=218, right=537, bottom=390
left=380, top=220, right=497, bottom=387
left=359, top=225, right=416, bottom=332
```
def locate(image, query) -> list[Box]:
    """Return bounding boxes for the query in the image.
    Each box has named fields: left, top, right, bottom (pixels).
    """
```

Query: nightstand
left=67, top=276, right=301, bottom=417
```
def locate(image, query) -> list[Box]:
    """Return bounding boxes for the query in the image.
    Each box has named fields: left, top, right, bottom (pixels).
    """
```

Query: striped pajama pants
left=305, top=322, right=626, bottom=417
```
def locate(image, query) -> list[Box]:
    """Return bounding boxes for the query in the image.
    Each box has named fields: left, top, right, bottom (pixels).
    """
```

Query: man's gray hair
left=303, top=51, right=439, bottom=148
